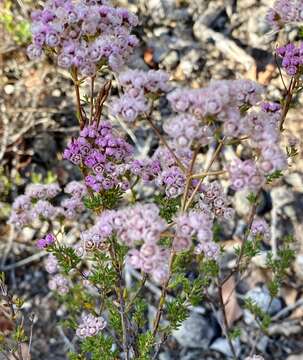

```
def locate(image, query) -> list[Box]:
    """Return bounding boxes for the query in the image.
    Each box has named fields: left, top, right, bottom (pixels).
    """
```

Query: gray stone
left=294, top=255, right=303, bottom=281
left=210, top=337, right=241, bottom=358
left=162, top=50, right=179, bottom=69
left=159, top=352, right=172, bottom=360
left=244, top=287, right=282, bottom=325
left=33, top=134, right=57, bottom=164
left=173, top=313, right=215, bottom=349
left=178, top=49, right=203, bottom=78
left=4, top=84, right=14, bottom=95
left=232, top=189, right=251, bottom=217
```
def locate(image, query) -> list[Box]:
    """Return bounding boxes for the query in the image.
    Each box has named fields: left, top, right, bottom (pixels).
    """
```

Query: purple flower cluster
left=9, top=181, right=87, bottom=229
left=228, top=159, right=264, bottom=191
left=199, top=181, right=235, bottom=220
left=227, top=105, right=287, bottom=191
left=261, top=102, right=281, bottom=113
left=250, top=218, right=270, bottom=240
left=76, top=314, right=107, bottom=339
left=151, top=147, right=194, bottom=198
left=63, top=121, right=133, bottom=192
left=266, top=0, right=303, bottom=30
left=48, top=274, right=70, bottom=295
left=37, top=233, right=56, bottom=249
left=27, top=0, right=139, bottom=75
left=163, top=114, right=213, bottom=148
left=128, top=245, right=170, bottom=284
left=276, top=43, right=303, bottom=76
left=129, top=159, right=161, bottom=182
left=81, top=203, right=170, bottom=283
left=167, top=80, right=263, bottom=118
left=173, top=210, right=218, bottom=257
left=111, top=69, right=170, bottom=123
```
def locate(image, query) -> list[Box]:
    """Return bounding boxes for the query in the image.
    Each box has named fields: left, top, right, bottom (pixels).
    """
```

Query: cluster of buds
left=27, top=0, right=139, bottom=75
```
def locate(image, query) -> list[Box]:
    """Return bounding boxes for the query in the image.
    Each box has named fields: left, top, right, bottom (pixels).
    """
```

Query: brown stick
left=72, top=68, right=85, bottom=130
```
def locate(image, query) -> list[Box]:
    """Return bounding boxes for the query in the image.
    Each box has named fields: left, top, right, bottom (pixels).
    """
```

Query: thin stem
left=90, top=76, right=95, bottom=124
left=126, top=274, right=147, bottom=312
left=220, top=189, right=261, bottom=287
left=152, top=250, right=176, bottom=337
left=191, top=170, right=226, bottom=179
left=181, top=147, right=199, bottom=211
left=184, top=138, right=225, bottom=212
left=27, top=316, right=34, bottom=360
left=274, top=52, right=288, bottom=92
left=280, top=76, right=299, bottom=131
left=218, top=283, right=237, bottom=360
left=145, top=115, right=186, bottom=173
left=108, top=243, right=130, bottom=360
left=73, top=68, right=85, bottom=129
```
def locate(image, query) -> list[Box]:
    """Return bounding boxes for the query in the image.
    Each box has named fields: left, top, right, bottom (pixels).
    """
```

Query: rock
left=173, top=313, right=215, bottom=349
left=210, top=337, right=241, bottom=358
left=294, top=254, right=303, bottom=281
left=180, top=350, right=206, bottom=360
left=143, top=0, right=189, bottom=24
left=233, top=189, right=272, bottom=217
left=177, top=49, right=204, bottom=78
left=20, top=227, right=36, bottom=242
left=33, top=134, right=58, bottom=164
left=162, top=50, right=180, bottom=70
left=4, top=84, right=14, bottom=95
left=251, top=251, right=269, bottom=269
left=247, top=6, right=275, bottom=47
left=232, top=190, right=251, bottom=217
left=287, top=354, right=303, bottom=360
left=159, top=352, right=172, bottom=360
left=244, top=287, right=282, bottom=325
left=284, top=172, right=303, bottom=190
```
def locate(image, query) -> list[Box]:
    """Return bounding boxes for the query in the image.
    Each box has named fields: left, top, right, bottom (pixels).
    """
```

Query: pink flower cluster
left=111, top=69, right=170, bottom=123
left=174, top=210, right=219, bottom=258
left=82, top=203, right=166, bottom=248
left=167, top=80, right=262, bottom=119
left=152, top=147, right=192, bottom=198
left=199, top=181, right=235, bottom=220
left=76, top=314, right=107, bottom=339
left=48, top=274, right=70, bottom=295
left=163, top=114, right=213, bottom=148
left=266, top=0, right=303, bottom=30
left=63, top=121, right=134, bottom=192
left=27, top=0, right=139, bottom=75
left=276, top=43, right=303, bottom=76
left=81, top=203, right=170, bottom=282
left=9, top=181, right=87, bottom=229
left=44, top=254, right=59, bottom=274
left=227, top=105, right=287, bottom=191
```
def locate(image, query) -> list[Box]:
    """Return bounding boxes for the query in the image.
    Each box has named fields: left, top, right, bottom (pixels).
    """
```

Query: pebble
left=173, top=313, right=215, bottom=349
left=244, top=287, right=282, bottom=325
left=4, top=84, right=15, bottom=95
left=162, top=50, right=179, bottom=69
left=294, top=254, right=303, bottom=281
left=210, top=337, right=241, bottom=358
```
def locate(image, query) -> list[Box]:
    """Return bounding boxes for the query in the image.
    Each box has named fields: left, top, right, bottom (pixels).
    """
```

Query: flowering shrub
left=2, top=0, right=302, bottom=359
